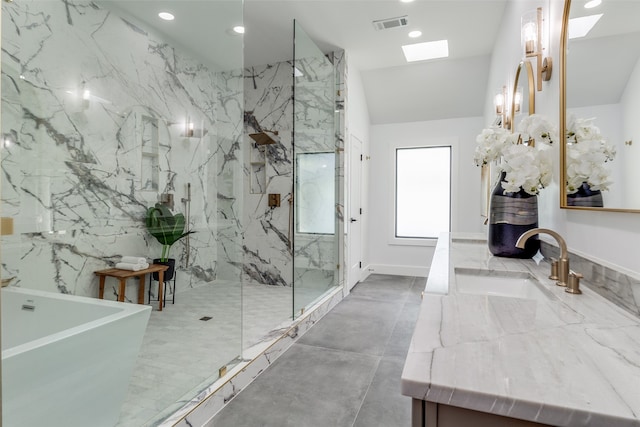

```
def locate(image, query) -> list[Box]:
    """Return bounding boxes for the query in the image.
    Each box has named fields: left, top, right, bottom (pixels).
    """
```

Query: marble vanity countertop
left=401, top=232, right=640, bottom=427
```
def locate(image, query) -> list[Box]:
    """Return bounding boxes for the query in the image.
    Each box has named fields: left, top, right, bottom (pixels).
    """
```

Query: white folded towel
left=121, top=256, right=147, bottom=265
left=115, top=262, right=150, bottom=271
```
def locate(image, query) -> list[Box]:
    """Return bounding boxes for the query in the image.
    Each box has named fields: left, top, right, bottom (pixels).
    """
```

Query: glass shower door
left=0, top=1, right=244, bottom=426
left=292, top=21, right=338, bottom=317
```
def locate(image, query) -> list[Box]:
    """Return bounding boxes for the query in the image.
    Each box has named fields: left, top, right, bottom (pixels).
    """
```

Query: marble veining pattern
left=402, top=233, right=640, bottom=427
left=1, top=0, right=244, bottom=298
left=541, top=241, right=640, bottom=317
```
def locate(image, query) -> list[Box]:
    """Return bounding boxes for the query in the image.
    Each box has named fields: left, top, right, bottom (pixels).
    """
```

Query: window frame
left=388, top=138, right=457, bottom=247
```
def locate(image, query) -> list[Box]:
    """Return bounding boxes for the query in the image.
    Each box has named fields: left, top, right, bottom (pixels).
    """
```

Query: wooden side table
left=94, top=264, right=170, bottom=311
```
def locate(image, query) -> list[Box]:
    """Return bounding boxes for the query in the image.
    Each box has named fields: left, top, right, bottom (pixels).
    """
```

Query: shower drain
left=199, top=316, right=213, bottom=321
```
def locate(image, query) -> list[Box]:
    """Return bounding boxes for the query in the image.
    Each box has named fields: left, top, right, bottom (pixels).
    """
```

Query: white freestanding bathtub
left=1, top=287, right=151, bottom=427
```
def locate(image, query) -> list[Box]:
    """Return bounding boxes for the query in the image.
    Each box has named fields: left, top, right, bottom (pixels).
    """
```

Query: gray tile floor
left=209, top=274, right=423, bottom=427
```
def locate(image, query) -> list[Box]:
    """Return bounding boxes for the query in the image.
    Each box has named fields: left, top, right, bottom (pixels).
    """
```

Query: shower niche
left=249, top=142, right=267, bottom=194
left=140, top=115, right=160, bottom=192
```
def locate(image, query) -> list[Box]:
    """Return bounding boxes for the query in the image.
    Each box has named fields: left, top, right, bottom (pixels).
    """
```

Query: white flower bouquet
left=474, top=114, right=556, bottom=195
left=565, top=114, right=616, bottom=194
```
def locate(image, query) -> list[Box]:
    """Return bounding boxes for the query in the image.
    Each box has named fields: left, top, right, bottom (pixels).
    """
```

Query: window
left=395, top=146, right=451, bottom=239
left=296, top=152, right=335, bottom=234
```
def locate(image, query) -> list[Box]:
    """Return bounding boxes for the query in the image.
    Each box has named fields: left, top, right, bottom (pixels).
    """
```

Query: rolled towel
left=121, top=256, right=147, bottom=265
left=115, top=262, right=149, bottom=271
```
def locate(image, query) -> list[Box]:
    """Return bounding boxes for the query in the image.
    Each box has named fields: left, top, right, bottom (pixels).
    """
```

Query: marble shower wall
left=0, top=1, right=244, bottom=299
left=243, top=62, right=294, bottom=286
left=242, top=51, right=345, bottom=290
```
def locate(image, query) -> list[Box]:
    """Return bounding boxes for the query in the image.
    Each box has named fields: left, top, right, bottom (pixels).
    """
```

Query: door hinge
left=359, top=261, right=362, bottom=269
left=359, top=208, right=363, bottom=215
left=360, top=154, right=363, bottom=161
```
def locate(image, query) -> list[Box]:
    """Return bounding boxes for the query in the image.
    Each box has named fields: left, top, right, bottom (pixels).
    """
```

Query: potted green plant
left=145, top=203, right=194, bottom=280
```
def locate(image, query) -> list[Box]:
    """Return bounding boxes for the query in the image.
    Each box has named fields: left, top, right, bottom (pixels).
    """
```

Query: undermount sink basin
left=454, top=268, right=551, bottom=300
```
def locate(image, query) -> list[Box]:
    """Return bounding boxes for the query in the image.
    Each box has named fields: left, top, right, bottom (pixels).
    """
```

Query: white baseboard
left=363, top=264, right=429, bottom=278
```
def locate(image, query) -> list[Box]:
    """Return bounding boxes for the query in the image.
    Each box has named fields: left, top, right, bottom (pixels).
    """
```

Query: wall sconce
left=178, top=116, right=207, bottom=138
left=521, top=7, right=552, bottom=91
left=494, top=86, right=510, bottom=129
left=514, top=87, right=522, bottom=114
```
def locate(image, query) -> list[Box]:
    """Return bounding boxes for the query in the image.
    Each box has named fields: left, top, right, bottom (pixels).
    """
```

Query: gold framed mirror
left=510, top=60, right=536, bottom=131
left=560, top=0, right=640, bottom=212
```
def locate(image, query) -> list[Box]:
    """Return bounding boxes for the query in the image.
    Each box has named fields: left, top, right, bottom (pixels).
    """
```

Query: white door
left=348, top=135, right=363, bottom=290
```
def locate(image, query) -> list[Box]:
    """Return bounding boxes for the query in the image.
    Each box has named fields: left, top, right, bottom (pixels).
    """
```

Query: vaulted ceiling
left=102, top=0, right=510, bottom=125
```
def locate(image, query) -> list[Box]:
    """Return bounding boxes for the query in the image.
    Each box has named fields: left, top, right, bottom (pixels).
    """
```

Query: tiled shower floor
left=116, top=274, right=334, bottom=427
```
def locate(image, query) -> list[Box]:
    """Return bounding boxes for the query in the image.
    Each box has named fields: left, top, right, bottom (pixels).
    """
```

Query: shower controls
left=160, top=193, right=174, bottom=210
left=268, top=194, right=281, bottom=208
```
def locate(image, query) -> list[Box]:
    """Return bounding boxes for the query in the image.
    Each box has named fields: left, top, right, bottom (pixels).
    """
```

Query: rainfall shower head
left=249, top=130, right=279, bottom=146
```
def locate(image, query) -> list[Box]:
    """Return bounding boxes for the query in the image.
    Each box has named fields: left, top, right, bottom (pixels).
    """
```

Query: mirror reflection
left=511, top=61, right=535, bottom=131
left=563, top=0, right=640, bottom=210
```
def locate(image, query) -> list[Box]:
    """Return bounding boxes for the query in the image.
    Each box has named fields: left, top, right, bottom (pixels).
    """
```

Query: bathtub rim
left=2, top=286, right=151, bottom=359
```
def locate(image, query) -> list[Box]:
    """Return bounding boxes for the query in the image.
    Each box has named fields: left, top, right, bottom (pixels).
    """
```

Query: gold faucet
left=516, top=228, right=570, bottom=288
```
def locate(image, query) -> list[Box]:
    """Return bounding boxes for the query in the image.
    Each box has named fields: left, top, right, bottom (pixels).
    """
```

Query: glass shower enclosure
left=292, top=21, right=340, bottom=316
left=0, top=2, right=341, bottom=426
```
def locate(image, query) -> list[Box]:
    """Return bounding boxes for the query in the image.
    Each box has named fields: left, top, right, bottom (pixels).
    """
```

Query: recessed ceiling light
left=233, top=26, right=245, bottom=34
left=568, top=14, right=602, bottom=39
left=402, top=40, right=449, bottom=62
left=408, top=30, right=422, bottom=38
left=400, top=0, right=415, bottom=3
left=158, top=12, right=175, bottom=21
left=584, top=0, right=601, bottom=8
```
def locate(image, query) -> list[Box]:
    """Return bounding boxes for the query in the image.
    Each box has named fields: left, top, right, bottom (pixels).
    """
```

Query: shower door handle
left=350, top=218, right=357, bottom=223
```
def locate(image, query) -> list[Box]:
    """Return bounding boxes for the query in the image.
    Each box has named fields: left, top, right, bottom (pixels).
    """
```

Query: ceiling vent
left=372, top=16, right=409, bottom=31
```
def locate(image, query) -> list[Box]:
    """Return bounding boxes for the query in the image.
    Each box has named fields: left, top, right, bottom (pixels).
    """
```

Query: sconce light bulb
left=83, top=89, right=91, bottom=100
left=494, top=93, right=504, bottom=114
left=522, top=21, right=537, bottom=54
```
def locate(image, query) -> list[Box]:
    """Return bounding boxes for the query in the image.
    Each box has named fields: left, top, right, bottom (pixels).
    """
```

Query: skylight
left=568, top=14, right=603, bottom=39
left=402, top=40, right=449, bottom=62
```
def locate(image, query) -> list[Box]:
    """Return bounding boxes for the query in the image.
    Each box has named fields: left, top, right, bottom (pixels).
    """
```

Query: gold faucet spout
left=516, top=228, right=569, bottom=287
left=516, top=228, right=567, bottom=259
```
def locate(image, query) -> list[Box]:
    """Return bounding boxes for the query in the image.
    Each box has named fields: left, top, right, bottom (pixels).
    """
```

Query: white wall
left=367, top=116, right=485, bottom=276
left=346, top=57, right=372, bottom=280
left=361, top=0, right=640, bottom=279
left=486, top=0, right=640, bottom=276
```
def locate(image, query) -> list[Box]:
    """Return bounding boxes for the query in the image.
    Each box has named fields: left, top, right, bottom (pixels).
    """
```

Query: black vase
left=567, top=182, right=603, bottom=207
left=488, top=172, right=540, bottom=258
left=152, top=258, right=175, bottom=281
